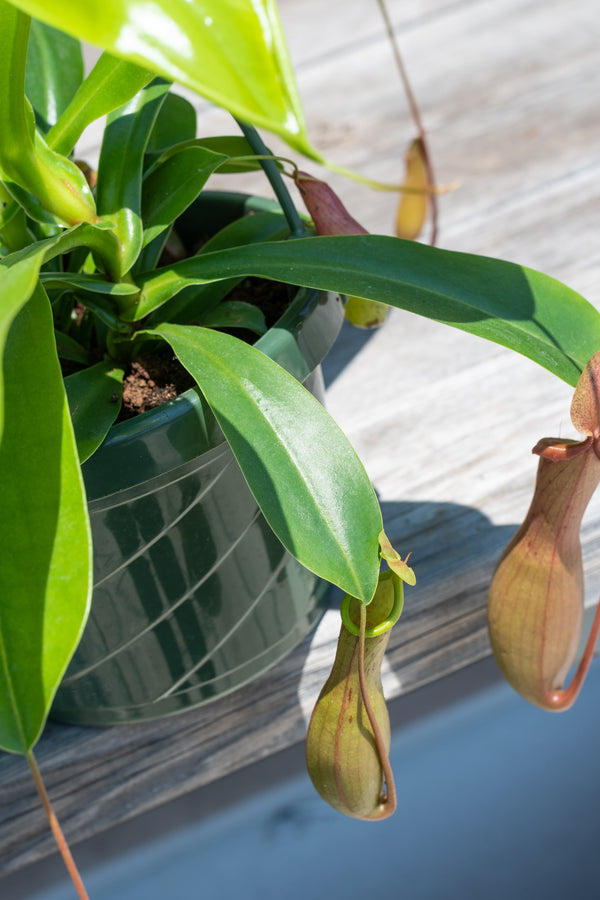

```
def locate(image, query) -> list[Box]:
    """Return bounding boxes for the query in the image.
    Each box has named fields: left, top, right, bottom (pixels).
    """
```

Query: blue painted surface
left=32, top=660, right=600, bottom=900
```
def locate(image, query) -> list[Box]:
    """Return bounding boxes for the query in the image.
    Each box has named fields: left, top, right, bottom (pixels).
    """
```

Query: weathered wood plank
left=2, top=0, right=600, bottom=877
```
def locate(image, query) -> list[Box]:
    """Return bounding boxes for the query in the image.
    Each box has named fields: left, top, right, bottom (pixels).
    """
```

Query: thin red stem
left=25, top=750, right=90, bottom=900
left=358, top=602, right=397, bottom=818
left=375, top=0, right=439, bottom=245
left=546, top=598, right=600, bottom=711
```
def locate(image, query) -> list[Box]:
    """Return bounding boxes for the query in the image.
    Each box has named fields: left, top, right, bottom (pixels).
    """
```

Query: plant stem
left=375, top=0, right=439, bottom=245
left=358, top=602, right=397, bottom=818
left=235, top=120, right=306, bottom=238
left=25, top=750, right=90, bottom=900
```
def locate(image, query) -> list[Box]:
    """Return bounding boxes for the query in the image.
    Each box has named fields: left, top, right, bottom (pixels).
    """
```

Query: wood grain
left=2, top=0, right=600, bottom=876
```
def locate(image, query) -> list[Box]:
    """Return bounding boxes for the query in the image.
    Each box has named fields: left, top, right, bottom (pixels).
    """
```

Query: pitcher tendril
left=358, top=600, right=397, bottom=814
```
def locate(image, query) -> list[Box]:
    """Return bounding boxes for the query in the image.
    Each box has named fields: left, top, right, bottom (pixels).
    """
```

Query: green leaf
left=3, top=221, right=122, bottom=287
left=40, top=272, right=140, bottom=296
left=8, top=0, right=322, bottom=159
left=146, top=92, right=197, bottom=154
left=25, top=19, right=83, bottom=134
left=0, top=284, right=92, bottom=753
left=148, top=280, right=239, bottom=329
left=185, top=136, right=283, bottom=174
left=198, top=300, right=267, bottom=335
left=139, top=235, right=600, bottom=385
left=64, top=360, right=125, bottom=462
left=0, top=241, right=53, bottom=438
left=96, top=78, right=171, bottom=278
left=186, top=137, right=256, bottom=158
left=145, top=209, right=290, bottom=325
left=54, top=328, right=90, bottom=364
left=48, top=286, right=132, bottom=335
left=150, top=325, right=382, bottom=600
left=47, top=52, right=155, bottom=157
left=0, top=2, right=96, bottom=227
left=141, top=146, right=227, bottom=247
left=198, top=208, right=291, bottom=254
left=2, top=222, right=142, bottom=329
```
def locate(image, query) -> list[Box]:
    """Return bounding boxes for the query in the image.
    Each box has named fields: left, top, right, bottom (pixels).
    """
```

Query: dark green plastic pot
left=51, top=192, right=345, bottom=725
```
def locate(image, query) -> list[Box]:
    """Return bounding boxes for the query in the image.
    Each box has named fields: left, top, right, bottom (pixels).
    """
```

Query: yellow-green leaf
left=9, top=0, right=323, bottom=159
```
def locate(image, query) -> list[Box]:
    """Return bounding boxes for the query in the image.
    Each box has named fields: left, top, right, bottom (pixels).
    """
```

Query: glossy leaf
left=150, top=324, right=382, bottom=601
left=9, top=0, right=321, bottom=159
left=47, top=52, right=155, bottom=156
left=64, top=360, right=125, bottom=462
left=0, top=283, right=92, bottom=753
left=138, top=236, right=600, bottom=384
left=25, top=18, right=83, bottom=134
left=40, top=272, right=139, bottom=296
left=96, top=78, right=170, bottom=278
left=4, top=221, right=122, bottom=284
left=146, top=92, right=197, bottom=154
left=141, top=146, right=227, bottom=247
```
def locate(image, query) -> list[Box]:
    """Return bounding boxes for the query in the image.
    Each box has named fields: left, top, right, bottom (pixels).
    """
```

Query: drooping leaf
left=8, top=0, right=321, bottom=159
left=25, top=18, right=83, bottom=134
left=3, top=221, right=122, bottom=290
left=64, top=360, right=125, bottom=462
left=137, top=235, right=600, bottom=385
left=145, top=209, right=290, bottom=326
left=149, top=324, right=382, bottom=602
left=0, top=284, right=92, bottom=754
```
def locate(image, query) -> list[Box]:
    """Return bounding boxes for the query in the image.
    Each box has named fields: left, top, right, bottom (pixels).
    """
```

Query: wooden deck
left=2, top=0, right=600, bottom=877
